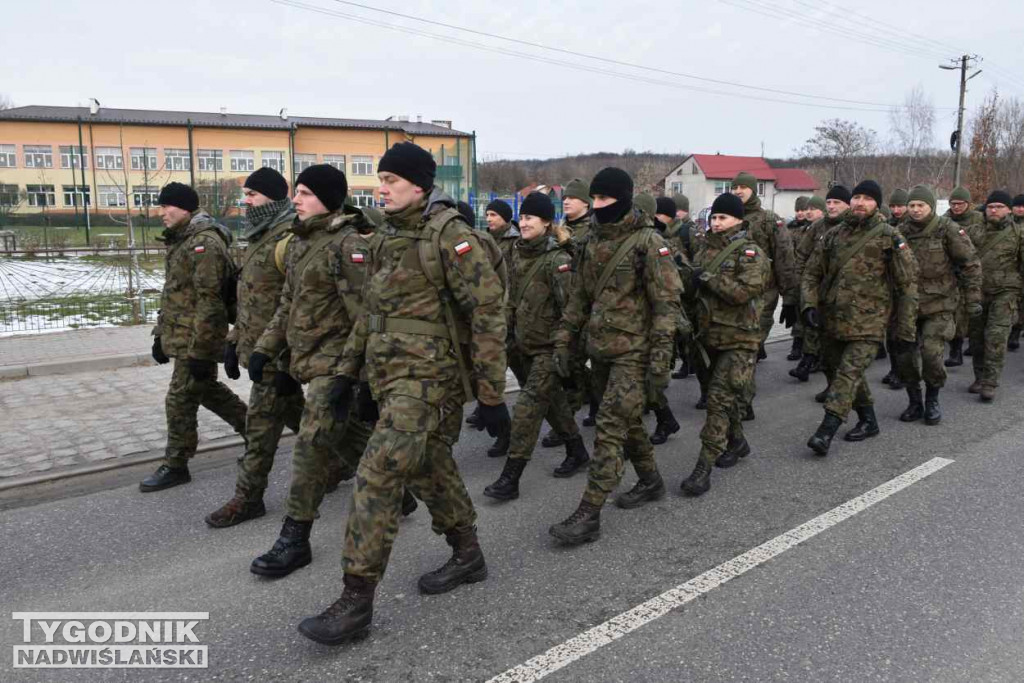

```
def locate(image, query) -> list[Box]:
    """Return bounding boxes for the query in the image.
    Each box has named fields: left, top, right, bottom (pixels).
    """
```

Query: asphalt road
left=3, top=341, right=1024, bottom=682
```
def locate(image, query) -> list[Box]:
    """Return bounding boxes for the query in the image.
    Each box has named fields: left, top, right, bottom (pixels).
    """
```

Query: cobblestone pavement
left=0, top=326, right=152, bottom=369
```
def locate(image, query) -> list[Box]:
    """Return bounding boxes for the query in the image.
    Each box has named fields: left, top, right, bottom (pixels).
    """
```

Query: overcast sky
left=5, top=0, right=1022, bottom=161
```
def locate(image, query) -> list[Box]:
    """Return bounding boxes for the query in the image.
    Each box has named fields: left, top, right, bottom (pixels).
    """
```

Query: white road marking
left=488, top=457, right=955, bottom=683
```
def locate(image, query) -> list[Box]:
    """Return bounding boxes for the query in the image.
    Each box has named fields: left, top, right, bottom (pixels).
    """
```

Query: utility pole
left=940, top=55, right=982, bottom=188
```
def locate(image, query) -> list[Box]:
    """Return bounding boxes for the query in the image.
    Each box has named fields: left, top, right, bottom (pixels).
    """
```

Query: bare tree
left=0, top=94, right=13, bottom=111
left=966, top=90, right=1000, bottom=200
left=889, top=85, right=937, bottom=186
left=801, top=118, right=878, bottom=186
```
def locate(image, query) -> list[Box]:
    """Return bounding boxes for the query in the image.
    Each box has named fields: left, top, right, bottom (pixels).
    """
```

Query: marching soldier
left=944, top=186, right=985, bottom=366
left=672, top=193, right=702, bottom=262
left=786, top=196, right=812, bottom=361
left=1008, top=194, right=1024, bottom=350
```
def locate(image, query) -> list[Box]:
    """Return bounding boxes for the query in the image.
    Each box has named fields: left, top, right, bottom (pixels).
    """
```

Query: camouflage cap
left=794, top=196, right=810, bottom=211
left=950, top=186, right=971, bottom=203
left=634, top=192, right=657, bottom=218
left=672, top=193, right=690, bottom=212
left=732, top=171, right=758, bottom=192
left=563, top=178, right=592, bottom=205
left=807, top=196, right=826, bottom=212
left=888, top=188, right=910, bottom=206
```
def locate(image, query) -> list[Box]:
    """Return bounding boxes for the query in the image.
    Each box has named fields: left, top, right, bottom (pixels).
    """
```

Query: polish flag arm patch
left=658, top=246, right=671, bottom=257
left=454, top=240, right=472, bottom=256
left=351, top=252, right=365, bottom=263
left=744, top=248, right=757, bottom=257
left=557, top=263, right=571, bottom=272
left=194, top=245, right=205, bottom=253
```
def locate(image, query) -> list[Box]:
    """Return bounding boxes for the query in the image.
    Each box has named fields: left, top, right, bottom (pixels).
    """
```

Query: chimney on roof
left=220, top=106, right=227, bottom=116
left=396, top=114, right=410, bottom=122
left=416, top=114, right=422, bottom=123
left=89, top=98, right=100, bottom=116
left=431, top=120, right=452, bottom=129
left=280, top=107, right=288, bottom=121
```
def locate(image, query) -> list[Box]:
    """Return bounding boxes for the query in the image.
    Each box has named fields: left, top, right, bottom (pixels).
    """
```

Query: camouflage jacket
left=694, top=225, right=770, bottom=352
left=785, top=218, right=810, bottom=247
left=966, top=215, right=1024, bottom=296
left=510, top=235, right=572, bottom=356
left=228, top=203, right=296, bottom=368
left=743, top=195, right=798, bottom=302
left=340, top=189, right=508, bottom=406
left=554, top=208, right=684, bottom=374
left=153, top=211, right=234, bottom=361
left=564, top=212, right=592, bottom=247
left=801, top=211, right=918, bottom=342
left=254, top=207, right=370, bottom=383
left=902, top=214, right=981, bottom=315
left=795, top=212, right=846, bottom=277
left=490, top=222, right=521, bottom=278
left=945, top=207, right=985, bottom=232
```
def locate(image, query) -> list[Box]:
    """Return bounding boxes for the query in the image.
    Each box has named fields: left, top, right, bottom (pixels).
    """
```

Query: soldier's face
left=243, top=188, right=272, bottom=208
left=806, top=208, right=824, bottom=222
left=907, top=200, right=932, bottom=222
left=562, top=196, right=588, bottom=220
left=950, top=200, right=969, bottom=216
left=890, top=205, right=907, bottom=219
left=675, top=209, right=689, bottom=221
left=731, top=185, right=753, bottom=203
left=825, top=199, right=848, bottom=218
left=293, top=184, right=327, bottom=221
left=795, top=209, right=806, bottom=220
left=519, top=214, right=548, bottom=241
left=158, top=205, right=190, bottom=228
left=850, top=195, right=877, bottom=218
left=485, top=210, right=508, bottom=232
left=377, top=172, right=422, bottom=213
left=987, top=203, right=1011, bottom=220
left=709, top=213, right=742, bottom=233
left=656, top=213, right=674, bottom=225
left=591, top=195, right=616, bottom=209
left=1014, top=206, right=1024, bottom=217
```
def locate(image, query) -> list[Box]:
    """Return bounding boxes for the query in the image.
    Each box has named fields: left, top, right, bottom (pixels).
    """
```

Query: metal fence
left=467, top=192, right=565, bottom=230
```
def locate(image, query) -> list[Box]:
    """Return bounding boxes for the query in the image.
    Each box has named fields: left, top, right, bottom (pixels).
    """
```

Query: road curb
left=0, top=352, right=155, bottom=380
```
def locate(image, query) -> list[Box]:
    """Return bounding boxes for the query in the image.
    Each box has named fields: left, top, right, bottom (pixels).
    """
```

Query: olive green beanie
left=908, top=184, right=936, bottom=214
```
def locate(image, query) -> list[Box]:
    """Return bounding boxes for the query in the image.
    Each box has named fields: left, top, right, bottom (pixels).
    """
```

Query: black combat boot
left=483, top=458, right=528, bottom=500
left=615, top=470, right=665, bottom=509
left=789, top=354, right=816, bottom=382
left=757, top=343, right=767, bottom=361
left=402, top=489, right=418, bottom=516
left=1010, top=326, right=1021, bottom=351
left=251, top=517, right=313, bottom=577
left=649, top=405, right=680, bottom=445
left=139, top=464, right=191, bottom=492
left=205, top=495, right=266, bottom=528
left=548, top=501, right=601, bottom=544
left=742, top=403, right=755, bottom=421
left=876, top=344, right=887, bottom=360
left=814, top=386, right=829, bottom=403
left=924, top=385, right=942, bottom=425
left=807, top=413, right=843, bottom=456
left=672, top=358, right=690, bottom=379
left=807, top=355, right=822, bottom=374
left=418, top=527, right=487, bottom=594
left=487, top=432, right=510, bottom=458
left=844, top=405, right=880, bottom=442
left=695, top=390, right=708, bottom=410
left=899, top=384, right=924, bottom=422
left=465, top=405, right=481, bottom=428
left=787, top=336, right=804, bottom=361
left=297, top=574, right=376, bottom=645
left=582, top=401, right=599, bottom=427
left=888, top=372, right=905, bottom=391
left=553, top=434, right=589, bottom=477
left=715, top=436, right=751, bottom=469
left=541, top=430, right=567, bottom=448
left=681, top=459, right=712, bottom=496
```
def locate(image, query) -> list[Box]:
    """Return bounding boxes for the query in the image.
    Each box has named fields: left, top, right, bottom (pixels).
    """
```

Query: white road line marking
left=488, top=456, right=954, bottom=683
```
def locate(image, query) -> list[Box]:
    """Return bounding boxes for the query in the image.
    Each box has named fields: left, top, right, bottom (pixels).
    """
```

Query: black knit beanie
left=656, top=197, right=677, bottom=217
left=519, top=192, right=555, bottom=222
left=456, top=201, right=475, bottom=226
left=1013, top=194, right=1024, bottom=208
left=826, top=184, right=852, bottom=205
left=710, top=192, right=745, bottom=220
left=377, top=142, right=436, bottom=192
left=851, top=180, right=883, bottom=207
left=590, top=167, right=634, bottom=224
left=296, top=164, right=347, bottom=212
left=986, top=190, right=1013, bottom=207
left=244, top=167, right=289, bottom=201
left=485, top=199, right=513, bottom=223
left=157, top=182, right=199, bottom=212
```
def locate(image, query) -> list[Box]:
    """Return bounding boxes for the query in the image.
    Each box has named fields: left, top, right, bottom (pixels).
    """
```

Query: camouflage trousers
left=509, top=353, right=580, bottom=462
left=758, top=287, right=780, bottom=343
left=286, top=376, right=373, bottom=522
left=969, top=291, right=1019, bottom=387
left=698, top=349, right=755, bottom=467
left=820, top=337, right=878, bottom=420
left=510, top=346, right=565, bottom=432
left=582, top=362, right=659, bottom=508
left=165, top=359, right=248, bottom=468
left=568, top=344, right=593, bottom=414
left=895, top=312, right=955, bottom=388
left=343, top=379, right=476, bottom=582
left=953, top=294, right=968, bottom=340
left=234, top=373, right=305, bottom=501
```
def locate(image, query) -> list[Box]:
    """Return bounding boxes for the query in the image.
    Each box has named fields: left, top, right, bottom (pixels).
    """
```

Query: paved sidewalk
left=0, top=326, right=154, bottom=379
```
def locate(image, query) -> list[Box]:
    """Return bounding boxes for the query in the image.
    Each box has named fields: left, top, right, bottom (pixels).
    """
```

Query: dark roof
left=0, top=105, right=471, bottom=138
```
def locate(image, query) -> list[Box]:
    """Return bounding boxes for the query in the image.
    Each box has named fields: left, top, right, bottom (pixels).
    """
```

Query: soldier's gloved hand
left=187, top=358, right=216, bottom=382
left=892, top=338, right=917, bottom=355
left=645, top=372, right=670, bottom=407
left=327, top=376, right=356, bottom=423
left=689, top=267, right=705, bottom=292
left=248, top=352, right=270, bottom=383
left=273, top=372, right=300, bottom=397
left=801, top=307, right=822, bottom=329
left=223, top=343, right=240, bottom=380
left=151, top=337, right=170, bottom=365
left=478, top=402, right=511, bottom=438
left=967, top=302, right=984, bottom=318
left=553, top=346, right=576, bottom=390
left=779, top=304, right=798, bottom=329
left=356, top=381, right=379, bottom=422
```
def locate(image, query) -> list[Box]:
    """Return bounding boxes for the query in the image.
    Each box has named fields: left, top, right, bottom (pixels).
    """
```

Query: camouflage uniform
left=665, top=217, right=702, bottom=263
left=563, top=211, right=595, bottom=412
left=945, top=208, right=986, bottom=342
left=228, top=200, right=305, bottom=501
left=154, top=211, right=248, bottom=467
left=966, top=214, right=1024, bottom=388
left=743, top=195, right=798, bottom=341
left=253, top=206, right=373, bottom=521
left=785, top=217, right=811, bottom=341
left=507, top=235, right=578, bottom=461
left=554, top=209, right=683, bottom=507
left=338, top=190, right=507, bottom=582
left=692, top=225, right=769, bottom=467
left=895, top=215, right=981, bottom=388
left=801, top=211, right=918, bottom=420
left=795, top=212, right=846, bottom=357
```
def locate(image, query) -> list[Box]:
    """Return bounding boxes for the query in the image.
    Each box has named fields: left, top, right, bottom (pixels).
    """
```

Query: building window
left=323, top=154, right=346, bottom=171
left=0, top=184, right=21, bottom=205
left=98, top=185, right=126, bottom=208
left=757, top=181, right=766, bottom=196
left=26, top=184, right=56, bottom=207
left=230, top=150, right=254, bottom=173
left=350, top=190, right=375, bottom=208
left=713, top=181, right=731, bottom=195
left=132, top=185, right=160, bottom=208
left=165, top=148, right=191, bottom=171
left=62, top=185, right=91, bottom=207
left=24, top=145, right=54, bottom=169
left=95, top=147, right=124, bottom=170
left=691, top=163, right=699, bottom=175
left=670, top=182, right=684, bottom=195
left=197, top=149, right=223, bottom=172
left=351, top=156, right=373, bottom=176
left=130, top=147, right=158, bottom=171
left=293, top=153, right=316, bottom=174
left=60, top=146, right=89, bottom=170
left=261, top=151, right=285, bottom=172
left=443, top=155, right=459, bottom=167
left=0, top=144, right=16, bottom=168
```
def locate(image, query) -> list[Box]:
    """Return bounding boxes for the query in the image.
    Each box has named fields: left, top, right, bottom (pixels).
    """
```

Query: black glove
left=151, top=337, right=170, bottom=365
left=689, top=267, right=705, bottom=292
left=248, top=351, right=270, bottom=383
left=273, top=372, right=300, bottom=397
left=478, top=402, right=511, bottom=438
left=801, top=307, right=822, bottom=329
left=356, top=381, right=379, bottom=422
left=779, top=304, right=798, bottom=329
left=553, top=347, right=576, bottom=391
left=327, top=376, right=356, bottom=423
left=187, top=358, right=216, bottom=381
left=891, top=338, right=917, bottom=354
left=223, top=343, right=240, bottom=380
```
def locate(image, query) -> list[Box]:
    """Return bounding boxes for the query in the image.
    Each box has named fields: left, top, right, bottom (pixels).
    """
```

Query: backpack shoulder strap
left=704, top=234, right=749, bottom=274
left=593, top=228, right=647, bottom=302
left=822, top=221, right=888, bottom=298
left=274, top=233, right=295, bottom=275
left=514, top=251, right=550, bottom=307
